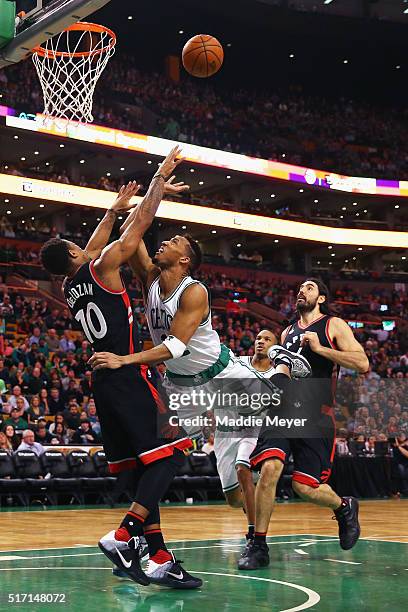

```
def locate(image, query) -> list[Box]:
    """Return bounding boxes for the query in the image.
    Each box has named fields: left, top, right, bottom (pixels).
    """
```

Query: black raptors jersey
left=63, top=260, right=134, bottom=355
left=283, top=314, right=338, bottom=379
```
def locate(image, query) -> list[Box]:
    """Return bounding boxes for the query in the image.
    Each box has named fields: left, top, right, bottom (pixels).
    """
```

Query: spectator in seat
left=63, top=379, right=83, bottom=405
left=27, top=366, right=44, bottom=395
left=51, top=421, right=70, bottom=445
left=48, top=413, right=66, bottom=434
left=0, top=359, right=10, bottom=385
left=28, top=326, right=42, bottom=346
left=80, top=370, right=92, bottom=398
left=201, top=432, right=215, bottom=455
left=0, top=295, right=14, bottom=318
left=71, top=418, right=100, bottom=445
left=16, top=429, right=45, bottom=456
left=1, top=423, right=20, bottom=451
left=336, top=429, right=350, bottom=455
left=0, top=430, right=12, bottom=453
left=27, top=395, right=45, bottom=425
left=35, top=418, right=56, bottom=445
left=39, top=388, right=50, bottom=414
left=8, top=385, right=29, bottom=413
left=86, top=399, right=101, bottom=436
left=8, top=407, right=28, bottom=430
left=48, top=387, right=65, bottom=415
left=391, top=434, right=408, bottom=497
left=59, top=330, right=75, bottom=353
left=45, top=309, right=60, bottom=330
left=63, top=401, right=81, bottom=430
left=44, top=328, right=60, bottom=352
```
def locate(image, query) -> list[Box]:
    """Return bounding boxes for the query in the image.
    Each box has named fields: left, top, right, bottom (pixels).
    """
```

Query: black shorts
left=250, top=414, right=336, bottom=488
left=92, top=364, right=191, bottom=473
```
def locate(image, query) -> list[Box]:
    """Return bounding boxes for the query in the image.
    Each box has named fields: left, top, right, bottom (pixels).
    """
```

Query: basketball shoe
left=145, top=551, right=202, bottom=589
left=99, top=530, right=149, bottom=585
left=112, top=536, right=149, bottom=579
left=237, top=540, right=270, bottom=570
left=333, top=497, right=361, bottom=550
left=268, top=346, right=312, bottom=378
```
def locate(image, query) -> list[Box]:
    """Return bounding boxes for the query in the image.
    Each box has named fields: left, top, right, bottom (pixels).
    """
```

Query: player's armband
left=163, top=335, right=187, bottom=359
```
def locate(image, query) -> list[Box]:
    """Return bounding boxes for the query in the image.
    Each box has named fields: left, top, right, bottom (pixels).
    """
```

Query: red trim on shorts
left=140, top=364, right=167, bottom=415
left=128, top=511, right=145, bottom=521
left=250, top=448, right=286, bottom=468
left=121, top=291, right=134, bottom=354
left=139, top=437, right=193, bottom=465
left=89, top=260, right=125, bottom=294
left=320, top=468, right=332, bottom=483
left=292, top=471, right=320, bottom=488
left=108, top=458, right=137, bottom=473
left=144, top=528, right=161, bottom=535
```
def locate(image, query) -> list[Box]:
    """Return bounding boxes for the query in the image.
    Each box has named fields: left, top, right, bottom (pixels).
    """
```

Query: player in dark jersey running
left=40, top=147, right=202, bottom=589
left=239, top=278, right=369, bottom=570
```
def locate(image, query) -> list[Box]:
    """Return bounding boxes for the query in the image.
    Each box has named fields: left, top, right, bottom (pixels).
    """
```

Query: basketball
left=182, top=34, right=224, bottom=78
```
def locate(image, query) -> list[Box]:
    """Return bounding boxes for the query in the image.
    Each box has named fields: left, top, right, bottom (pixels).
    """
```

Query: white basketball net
left=32, top=24, right=116, bottom=126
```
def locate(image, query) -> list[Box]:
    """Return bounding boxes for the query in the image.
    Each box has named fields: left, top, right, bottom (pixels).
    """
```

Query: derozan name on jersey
left=66, top=283, right=94, bottom=308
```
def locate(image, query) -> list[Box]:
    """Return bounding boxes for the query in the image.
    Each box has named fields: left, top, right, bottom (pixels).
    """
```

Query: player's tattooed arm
left=300, top=317, right=369, bottom=373
left=89, top=283, right=208, bottom=370
left=85, top=181, right=140, bottom=259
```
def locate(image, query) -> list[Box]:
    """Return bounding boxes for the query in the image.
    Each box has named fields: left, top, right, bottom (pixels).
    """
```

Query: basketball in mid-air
left=182, top=35, right=224, bottom=78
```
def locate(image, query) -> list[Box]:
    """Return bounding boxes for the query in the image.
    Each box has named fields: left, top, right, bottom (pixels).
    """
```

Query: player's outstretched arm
left=85, top=181, right=140, bottom=259
left=120, top=175, right=190, bottom=290
left=91, top=146, right=184, bottom=287
left=300, top=317, right=369, bottom=373
left=89, top=283, right=208, bottom=370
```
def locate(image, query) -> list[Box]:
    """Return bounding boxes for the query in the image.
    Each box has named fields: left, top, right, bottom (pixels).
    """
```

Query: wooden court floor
left=0, top=500, right=407, bottom=611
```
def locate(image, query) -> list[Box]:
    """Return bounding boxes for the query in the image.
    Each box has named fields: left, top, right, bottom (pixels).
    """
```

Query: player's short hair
left=40, top=238, right=71, bottom=275
left=184, top=234, right=202, bottom=273
left=302, top=277, right=330, bottom=314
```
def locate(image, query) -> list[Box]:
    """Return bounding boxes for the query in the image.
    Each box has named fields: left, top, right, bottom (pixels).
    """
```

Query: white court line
left=324, top=559, right=362, bottom=565
left=193, top=572, right=320, bottom=612
left=298, top=539, right=337, bottom=547
left=294, top=549, right=309, bottom=555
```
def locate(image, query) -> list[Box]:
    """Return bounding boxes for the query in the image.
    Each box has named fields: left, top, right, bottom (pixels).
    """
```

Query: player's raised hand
left=164, top=175, right=190, bottom=195
left=157, top=145, right=184, bottom=179
left=110, top=181, right=140, bottom=213
left=89, top=351, right=125, bottom=370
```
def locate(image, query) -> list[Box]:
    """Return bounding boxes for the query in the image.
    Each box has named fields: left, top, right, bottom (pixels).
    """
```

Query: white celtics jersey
left=239, top=355, right=275, bottom=378
left=146, top=275, right=221, bottom=375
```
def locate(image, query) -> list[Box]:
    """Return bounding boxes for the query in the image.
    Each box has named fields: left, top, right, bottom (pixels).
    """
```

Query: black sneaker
left=99, top=530, right=150, bottom=586
left=112, top=536, right=149, bottom=579
left=333, top=497, right=361, bottom=550
left=268, top=346, right=312, bottom=378
left=145, top=552, right=202, bottom=589
left=238, top=540, right=270, bottom=570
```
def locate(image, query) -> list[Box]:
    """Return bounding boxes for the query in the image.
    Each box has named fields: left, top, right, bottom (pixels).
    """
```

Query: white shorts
left=214, top=435, right=257, bottom=493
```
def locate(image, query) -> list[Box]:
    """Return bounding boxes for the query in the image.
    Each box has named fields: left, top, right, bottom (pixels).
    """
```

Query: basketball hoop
left=32, top=22, right=116, bottom=127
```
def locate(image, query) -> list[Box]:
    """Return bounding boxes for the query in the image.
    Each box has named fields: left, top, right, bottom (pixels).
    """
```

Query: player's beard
left=296, top=296, right=318, bottom=314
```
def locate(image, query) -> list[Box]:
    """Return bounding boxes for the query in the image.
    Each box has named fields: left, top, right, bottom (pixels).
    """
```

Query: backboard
left=0, top=0, right=112, bottom=69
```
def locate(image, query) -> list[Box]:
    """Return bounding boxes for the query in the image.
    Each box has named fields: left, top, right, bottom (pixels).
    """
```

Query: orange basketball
left=182, top=34, right=224, bottom=78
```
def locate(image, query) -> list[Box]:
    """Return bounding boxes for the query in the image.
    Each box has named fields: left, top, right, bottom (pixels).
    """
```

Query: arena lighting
left=2, top=174, right=408, bottom=248
left=324, top=0, right=334, bottom=4
left=6, top=116, right=408, bottom=199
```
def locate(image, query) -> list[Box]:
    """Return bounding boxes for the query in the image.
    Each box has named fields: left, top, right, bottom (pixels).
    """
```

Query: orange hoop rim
left=32, top=22, right=116, bottom=59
